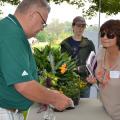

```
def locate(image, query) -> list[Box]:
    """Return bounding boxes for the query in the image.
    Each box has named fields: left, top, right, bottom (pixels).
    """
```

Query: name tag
left=110, top=71, right=120, bottom=79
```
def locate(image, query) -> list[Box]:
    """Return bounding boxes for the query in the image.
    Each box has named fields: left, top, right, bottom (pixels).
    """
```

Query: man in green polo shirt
left=0, top=0, right=72, bottom=119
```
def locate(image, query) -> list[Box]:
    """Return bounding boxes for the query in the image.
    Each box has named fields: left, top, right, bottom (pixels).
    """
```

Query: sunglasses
left=100, top=31, right=116, bottom=39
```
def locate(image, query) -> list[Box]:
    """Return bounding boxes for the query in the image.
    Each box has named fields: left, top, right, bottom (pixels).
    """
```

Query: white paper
left=86, top=51, right=97, bottom=76
left=69, top=99, right=75, bottom=108
left=110, top=71, right=120, bottom=79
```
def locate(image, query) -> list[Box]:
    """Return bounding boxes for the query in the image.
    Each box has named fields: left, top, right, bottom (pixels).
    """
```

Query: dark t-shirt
left=68, top=37, right=81, bottom=58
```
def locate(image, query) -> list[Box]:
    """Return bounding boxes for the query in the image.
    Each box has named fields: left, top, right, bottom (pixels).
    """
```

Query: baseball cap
left=72, top=16, right=86, bottom=26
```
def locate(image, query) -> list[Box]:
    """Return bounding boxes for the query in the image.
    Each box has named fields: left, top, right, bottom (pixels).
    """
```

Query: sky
left=0, top=2, right=120, bottom=26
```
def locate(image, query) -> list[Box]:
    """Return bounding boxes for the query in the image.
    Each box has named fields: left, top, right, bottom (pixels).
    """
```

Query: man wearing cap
left=61, top=16, right=95, bottom=98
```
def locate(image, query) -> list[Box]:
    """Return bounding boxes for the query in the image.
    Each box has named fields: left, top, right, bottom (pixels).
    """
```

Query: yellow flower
left=80, top=81, right=87, bottom=89
left=59, top=63, right=67, bottom=74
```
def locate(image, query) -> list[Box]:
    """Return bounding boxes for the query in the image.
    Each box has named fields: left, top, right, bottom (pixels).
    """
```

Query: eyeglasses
left=100, top=31, right=116, bottom=39
left=36, top=11, right=47, bottom=28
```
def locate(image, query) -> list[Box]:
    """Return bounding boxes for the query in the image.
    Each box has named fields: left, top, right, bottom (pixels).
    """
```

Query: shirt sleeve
left=0, top=36, right=34, bottom=86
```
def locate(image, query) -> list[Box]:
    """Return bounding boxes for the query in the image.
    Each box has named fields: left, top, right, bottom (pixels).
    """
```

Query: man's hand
left=15, top=80, right=73, bottom=111
left=51, top=90, right=73, bottom=111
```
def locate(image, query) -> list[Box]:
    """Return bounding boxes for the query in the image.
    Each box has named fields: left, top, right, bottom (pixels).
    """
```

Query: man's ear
left=27, top=8, right=37, bottom=21
left=29, top=11, right=34, bottom=20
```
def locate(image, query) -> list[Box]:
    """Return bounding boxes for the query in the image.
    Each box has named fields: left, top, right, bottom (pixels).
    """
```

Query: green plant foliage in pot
left=33, top=45, right=86, bottom=106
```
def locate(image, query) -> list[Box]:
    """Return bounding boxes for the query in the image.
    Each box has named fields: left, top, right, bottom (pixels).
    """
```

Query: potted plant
left=33, top=45, right=87, bottom=106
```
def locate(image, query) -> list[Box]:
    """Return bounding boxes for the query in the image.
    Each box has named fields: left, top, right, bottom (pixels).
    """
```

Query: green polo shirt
left=0, top=14, right=38, bottom=110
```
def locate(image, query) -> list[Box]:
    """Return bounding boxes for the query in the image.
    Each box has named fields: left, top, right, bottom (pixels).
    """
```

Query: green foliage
left=36, top=20, right=72, bottom=44
left=1, top=0, right=120, bottom=17
left=46, top=19, right=65, bottom=39
left=48, top=0, right=120, bottom=16
left=1, top=0, right=20, bottom=5
left=36, top=32, right=56, bottom=42
left=96, top=0, right=120, bottom=15
left=36, top=32, right=47, bottom=42
left=33, top=45, right=82, bottom=99
left=85, top=0, right=120, bottom=17
left=59, top=31, right=71, bottom=41
left=47, top=0, right=85, bottom=8
left=33, top=45, right=52, bottom=72
left=36, top=29, right=57, bottom=42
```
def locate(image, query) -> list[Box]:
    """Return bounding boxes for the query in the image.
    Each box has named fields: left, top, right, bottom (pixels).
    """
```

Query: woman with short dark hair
left=87, top=19, right=120, bottom=120
left=100, top=19, right=120, bottom=49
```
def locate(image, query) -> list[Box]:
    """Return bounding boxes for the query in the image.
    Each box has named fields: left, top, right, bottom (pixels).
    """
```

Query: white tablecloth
left=26, top=98, right=112, bottom=120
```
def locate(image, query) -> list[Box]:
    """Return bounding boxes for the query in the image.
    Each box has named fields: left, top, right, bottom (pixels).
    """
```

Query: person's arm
left=14, top=80, right=71, bottom=111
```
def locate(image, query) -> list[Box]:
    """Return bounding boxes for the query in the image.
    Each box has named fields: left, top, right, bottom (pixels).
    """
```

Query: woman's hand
left=86, top=75, right=97, bottom=84
left=96, top=69, right=110, bottom=86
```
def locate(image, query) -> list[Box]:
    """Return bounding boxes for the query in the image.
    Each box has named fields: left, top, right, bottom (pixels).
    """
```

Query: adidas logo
left=22, top=70, right=28, bottom=76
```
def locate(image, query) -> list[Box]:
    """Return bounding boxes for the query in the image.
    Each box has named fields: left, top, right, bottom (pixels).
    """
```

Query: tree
left=48, top=0, right=120, bottom=16
left=0, top=0, right=20, bottom=5
left=84, top=0, right=120, bottom=17
left=46, top=19, right=65, bottom=40
left=36, top=31, right=55, bottom=42
left=0, top=0, right=120, bottom=16
left=36, top=19, right=72, bottom=43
